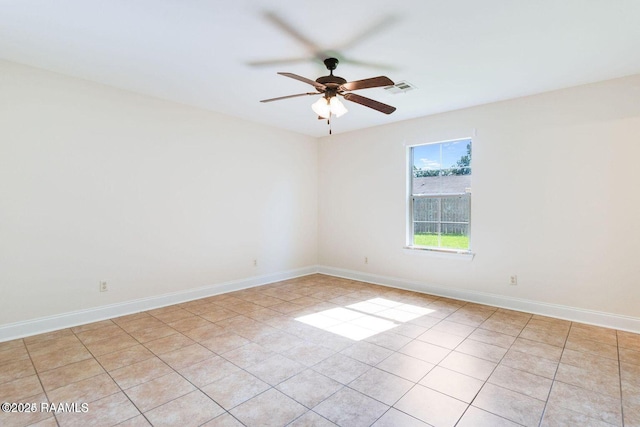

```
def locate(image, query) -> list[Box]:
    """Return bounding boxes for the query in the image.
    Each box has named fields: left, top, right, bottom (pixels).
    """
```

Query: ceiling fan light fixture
left=311, top=96, right=348, bottom=119
left=311, top=97, right=331, bottom=118
left=330, top=97, right=348, bottom=117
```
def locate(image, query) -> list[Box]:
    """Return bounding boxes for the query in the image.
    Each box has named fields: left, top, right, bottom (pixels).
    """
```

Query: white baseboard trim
left=0, top=266, right=319, bottom=342
left=3, top=265, right=638, bottom=342
left=318, top=265, right=640, bottom=334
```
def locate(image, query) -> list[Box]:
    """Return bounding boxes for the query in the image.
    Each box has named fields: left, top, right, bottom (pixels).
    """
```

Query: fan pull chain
left=328, top=114, right=332, bottom=135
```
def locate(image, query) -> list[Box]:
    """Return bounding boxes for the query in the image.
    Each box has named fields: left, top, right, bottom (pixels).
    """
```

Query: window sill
left=403, top=246, right=475, bottom=261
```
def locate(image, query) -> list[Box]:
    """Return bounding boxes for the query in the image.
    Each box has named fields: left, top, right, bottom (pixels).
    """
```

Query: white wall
left=0, top=60, right=318, bottom=326
left=318, top=75, right=640, bottom=320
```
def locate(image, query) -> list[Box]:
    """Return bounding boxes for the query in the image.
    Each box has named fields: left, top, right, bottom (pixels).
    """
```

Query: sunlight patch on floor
left=295, top=297, right=435, bottom=341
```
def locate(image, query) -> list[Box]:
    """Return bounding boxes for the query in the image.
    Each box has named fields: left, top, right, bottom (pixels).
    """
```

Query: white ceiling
left=2, top=0, right=640, bottom=137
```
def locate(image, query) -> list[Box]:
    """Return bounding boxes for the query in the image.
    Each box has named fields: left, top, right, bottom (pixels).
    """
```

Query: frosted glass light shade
left=311, top=96, right=348, bottom=118
left=311, top=97, right=331, bottom=118
left=329, top=97, right=348, bottom=117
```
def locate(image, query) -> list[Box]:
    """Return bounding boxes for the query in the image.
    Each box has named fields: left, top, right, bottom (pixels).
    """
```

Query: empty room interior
left=1, top=1, right=639, bottom=427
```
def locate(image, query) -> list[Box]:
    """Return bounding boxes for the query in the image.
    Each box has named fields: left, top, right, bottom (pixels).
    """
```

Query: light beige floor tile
left=467, top=328, right=516, bottom=348
left=178, top=355, right=240, bottom=388
left=488, top=364, right=553, bottom=401
left=1, top=276, right=636, bottom=427
left=201, top=370, right=270, bottom=410
left=116, top=414, right=152, bottom=426
left=473, top=383, right=545, bottom=427
left=541, top=402, right=616, bottom=427
left=95, top=344, right=155, bottom=372
left=0, top=357, right=36, bottom=385
left=350, top=367, right=413, bottom=405
left=166, top=316, right=213, bottom=332
left=230, top=388, right=307, bottom=427
left=221, top=342, right=274, bottom=368
left=288, top=411, right=337, bottom=426
left=500, top=349, right=558, bottom=379
left=420, top=366, right=484, bottom=403
left=363, top=331, right=412, bottom=351
left=48, top=372, right=119, bottom=404
left=620, top=347, right=640, bottom=366
left=439, top=351, right=497, bottom=381
left=276, top=369, right=342, bottom=408
left=84, top=335, right=140, bottom=356
left=125, top=372, right=195, bottom=412
left=416, top=329, right=466, bottom=349
left=457, top=406, right=521, bottom=427
left=182, top=324, right=227, bottom=341
left=398, top=340, right=451, bottom=364
left=0, top=374, right=43, bottom=402
left=55, top=392, right=140, bottom=427
left=150, top=308, right=194, bottom=323
left=200, top=412, right=245, bottom=427
left=253, top=330, right=305, bottom=353
left=144, top=390, right=224, bottom=426
left=282, top=341, right=335, bottom=367
left=455, top=338, right=507, bottom=363
left=314, top=387, right=389, bottom=427
left=429, top=320, right=476, bottom=337
left=519, top=326, right=568, bottom=347
left=548, top=381, right=623, bottom=426
left=31, top=345, right=94, bottom=372
left=0, top=393, right=50, bottom=427
left=371, top=408, right=430, bottom=426
left=340, top=341, right=394, bottom=365
left=394, top=384, right=467, bottom=427
left=376, top=352, right=434, bottom=382
left=143, top=333, right=195, bottom=355
left=555, top=362, right=621, bottom=398
left=110, top=357, right=173, bottom=389
left=565, top=336, right=618, bottom=360
left=618, top=330, right=640, bottom=351
left=560, top=347, right=619, bottom=371
left=511, top=337, right=563, bottom=361
left=246, top=354, right=306, bottom=385
left=158, top=343, right=214, bottom=370
left=312, top=353, right=370, bottom=384
left=199, top=331, right=250, bottom=354
left=38, top=358, right=104, bottom=391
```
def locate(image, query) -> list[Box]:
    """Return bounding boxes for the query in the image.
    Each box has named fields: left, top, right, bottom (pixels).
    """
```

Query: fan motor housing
left=316, top=75, right=347, bottom=87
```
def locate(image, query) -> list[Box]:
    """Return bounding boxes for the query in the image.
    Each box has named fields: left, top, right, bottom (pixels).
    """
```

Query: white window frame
left=406, top=138, right=472, bottom=254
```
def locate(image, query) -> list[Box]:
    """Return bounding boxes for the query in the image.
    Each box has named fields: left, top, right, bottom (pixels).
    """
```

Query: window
left=408, top=138, right=472, bottom=252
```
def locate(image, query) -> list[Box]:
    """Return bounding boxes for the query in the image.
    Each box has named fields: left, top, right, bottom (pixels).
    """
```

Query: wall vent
left=384, top=80, right=417, bottom=94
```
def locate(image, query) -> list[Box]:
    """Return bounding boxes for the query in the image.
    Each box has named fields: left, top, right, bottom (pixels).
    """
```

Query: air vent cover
left=384, top=80, right=417, bottom=94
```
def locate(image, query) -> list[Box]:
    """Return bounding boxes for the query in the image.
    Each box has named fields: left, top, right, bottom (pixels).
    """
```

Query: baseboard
left=0, top=266, right=319, bottom=342
left=318, top=265, right=640, bottom=334
left=4, top=264, right=638, bottom=343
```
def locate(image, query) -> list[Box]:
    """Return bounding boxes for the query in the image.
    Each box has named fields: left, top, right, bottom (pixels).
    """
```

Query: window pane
left=410, top=139, right=471, bottom=251
left=439, top=223, right=469, bottom=249
left=413, top=197, right=439, bottom=221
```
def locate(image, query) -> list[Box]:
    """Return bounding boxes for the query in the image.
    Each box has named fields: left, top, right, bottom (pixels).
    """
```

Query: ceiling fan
left=260, top=57, right=397, bottom=129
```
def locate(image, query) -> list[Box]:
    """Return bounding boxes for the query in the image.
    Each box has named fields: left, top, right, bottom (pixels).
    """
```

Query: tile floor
left=0, top=274, right=639, bottom=427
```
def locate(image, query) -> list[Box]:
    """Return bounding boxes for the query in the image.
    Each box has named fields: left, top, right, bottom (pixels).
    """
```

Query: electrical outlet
left=509, top=275, right=518, bottom=286
left=99, top=281, right=108, bottom=292
left=364, top=256, right=368, bottom=264
left=253, top=259, right=258, bottom=267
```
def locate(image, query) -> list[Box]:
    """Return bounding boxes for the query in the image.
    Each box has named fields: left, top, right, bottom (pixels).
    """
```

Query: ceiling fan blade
left=336, top=15, right=399, bottom=52
left=337, top=58, right=398, bottom=71
left=264, top=12, right=321, bottom=55
left=343, top=93, right=396, bottom=114
left=248, top=56, right=316, bottom=67
left=278, top=72, right=326, bottom=91
left=339, top=76, right=395, bottom=92
left=260, top=93, right=319, bottom=103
